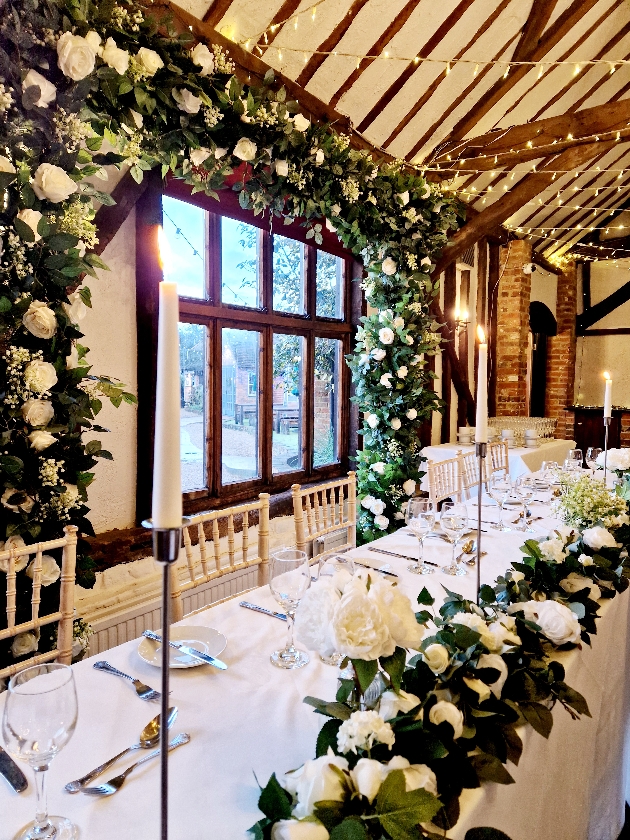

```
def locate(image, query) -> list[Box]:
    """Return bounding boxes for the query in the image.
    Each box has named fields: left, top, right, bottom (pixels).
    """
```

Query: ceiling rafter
left=203, top=0, right=233, bottom=28
left=511, top=0, right=560, bottom=63
left=256, top=0, right=303, bottom=55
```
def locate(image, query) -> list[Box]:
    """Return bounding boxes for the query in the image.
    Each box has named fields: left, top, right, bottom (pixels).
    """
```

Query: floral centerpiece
left=554, top=473, right=628, bottom=530
left=595, top=447, right=630, bottom=481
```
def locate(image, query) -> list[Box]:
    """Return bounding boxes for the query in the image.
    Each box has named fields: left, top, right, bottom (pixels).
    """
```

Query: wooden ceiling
left=177, top=0, right=630, bottom=260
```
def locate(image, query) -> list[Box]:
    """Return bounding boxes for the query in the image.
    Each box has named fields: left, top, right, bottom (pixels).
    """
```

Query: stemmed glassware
left=439, top=501, right=468, bottom=576
left=488, top=473, right=513, bottom=531
left=268, top=548, right=311, bottom=670
left=586, top=447, right=603, bottom=479
left=2, top=663, right=78, bottom=840
left=568, top=448, right=584, bottom=470
left=406, top=498, right=436, bottom=575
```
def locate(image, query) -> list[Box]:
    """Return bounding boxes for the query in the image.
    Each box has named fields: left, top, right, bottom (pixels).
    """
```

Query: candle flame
left=477, top=325, right=486, bottom=343
left=157, top=225, right=170, bottom=274
left=603, top=370, right=612, bottom=381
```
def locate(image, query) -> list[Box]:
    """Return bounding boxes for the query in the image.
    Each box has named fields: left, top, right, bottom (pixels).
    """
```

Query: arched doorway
left=529, top=301, right=557, bottom=417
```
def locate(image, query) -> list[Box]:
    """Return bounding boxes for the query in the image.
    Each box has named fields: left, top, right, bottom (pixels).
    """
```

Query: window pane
left=314, top=338, right=341, bottom=468
left=316, top=251, right=344, bottom=318
left=273, top=235, right=305, bottom=314
left=221, top=217, right=260, bottom=308
left=162, top=196, right=207, bottom=299
left=222, top=328, right=260, bottom=483
left=272, top=334, right=304, bottom=474
left=180, top=323, right=206, bottom=491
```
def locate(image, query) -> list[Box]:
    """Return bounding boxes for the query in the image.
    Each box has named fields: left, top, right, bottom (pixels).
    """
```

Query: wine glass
left=269, top=548, right=311, bottom=669
left=406, top=498, right=435, bottom=575
left=586, top=447, right=603, bottom=478
left=487, top=473, right=512, bottom=531
left=541, top=460, right=558, bottom=483
left=569, top=448, right=583, bottom=470
left=439, top=502, right=468, bottom=576
left=2, top=663, right=78, bottom=840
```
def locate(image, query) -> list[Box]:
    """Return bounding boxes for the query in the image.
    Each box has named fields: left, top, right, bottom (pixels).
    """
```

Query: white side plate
left=138, top=625, right=227, bottom=669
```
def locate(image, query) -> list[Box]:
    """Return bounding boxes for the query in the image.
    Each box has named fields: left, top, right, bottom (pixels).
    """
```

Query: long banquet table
left=1, top=499, right=629, bottom=840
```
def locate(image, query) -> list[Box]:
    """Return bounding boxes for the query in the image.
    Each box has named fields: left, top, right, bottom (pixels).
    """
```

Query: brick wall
left=545, top=261, right=577, bottom=439
left=495, top=240, right=532, bottom=416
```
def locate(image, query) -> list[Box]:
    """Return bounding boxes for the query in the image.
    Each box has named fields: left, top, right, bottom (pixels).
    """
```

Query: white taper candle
left=604, top=372, right=613, bottom=419
left=475, top=325, right=488, bottom=443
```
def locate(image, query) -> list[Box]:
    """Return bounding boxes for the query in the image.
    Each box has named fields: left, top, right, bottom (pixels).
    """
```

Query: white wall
left=83, top=210, right=138, bottom=532
left=530, top=266, right=557, bottom=318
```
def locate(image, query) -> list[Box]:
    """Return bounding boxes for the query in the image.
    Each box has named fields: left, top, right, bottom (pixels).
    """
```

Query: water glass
left=541, top=460, right=558, bottom=483
left=406, top=498, right=435, bottom=575
left=2, top=663, right=78, bottom=840
left=439, top=502, right=468, bottom=576
left=586, top=447, right=602, bottom=478
left=269, top=548, right=311, bottom=669
left=488, top=473, right=513, bottom=531
left=569, top=448, right=584, bottom=470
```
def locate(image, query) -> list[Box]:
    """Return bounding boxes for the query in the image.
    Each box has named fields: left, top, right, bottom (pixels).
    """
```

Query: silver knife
left=0, top=745, right=27, bottom=793
left=142, top=631, right=227, bottom=670
left=239, top=601, right=287, bottom=621
left=353, top=560, right=399, bottom=577
left=366, top=547, right=438, bottom=567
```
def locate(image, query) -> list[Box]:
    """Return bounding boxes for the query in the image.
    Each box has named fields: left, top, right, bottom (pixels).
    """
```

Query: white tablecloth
left=1, top=503, right=628, bottom=840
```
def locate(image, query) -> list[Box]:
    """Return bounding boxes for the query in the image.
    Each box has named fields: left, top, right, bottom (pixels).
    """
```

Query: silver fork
left=93, top=661, right=161, bottom=702
left=81, top=734, right=190, bottom=796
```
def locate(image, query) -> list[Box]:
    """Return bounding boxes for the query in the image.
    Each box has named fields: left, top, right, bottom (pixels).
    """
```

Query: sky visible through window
left=162, top=196, right=206, bottom=298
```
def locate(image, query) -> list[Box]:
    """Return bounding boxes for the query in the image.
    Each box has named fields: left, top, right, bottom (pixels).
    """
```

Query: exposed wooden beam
left=203, top=0, right=233, bottom=28
left=258, top=0, right=306, bottom=56
left=94, top=169, right=148, bottom=256
left=577, top=277, right=630, bottom=333
left=581, top=327, right=630, bottom=335
left=531, top=251, right=561, bottom=275
left=511, top=0, right=559, bottom=63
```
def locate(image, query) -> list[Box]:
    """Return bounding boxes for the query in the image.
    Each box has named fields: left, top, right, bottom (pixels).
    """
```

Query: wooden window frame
left=135, top=172, right=363, bottom=520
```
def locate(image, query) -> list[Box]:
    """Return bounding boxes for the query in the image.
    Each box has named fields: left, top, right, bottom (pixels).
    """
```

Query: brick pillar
left=545, top=261, right=577, bottom=439
left=495, top=240, right=532, bottom=416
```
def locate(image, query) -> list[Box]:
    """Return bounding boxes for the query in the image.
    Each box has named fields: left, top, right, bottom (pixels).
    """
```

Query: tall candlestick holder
left=603, top=417, right=611, bottom=484
left=142, top=519, right=189, bottom=840
left=475, top=442, right=487, bottom=605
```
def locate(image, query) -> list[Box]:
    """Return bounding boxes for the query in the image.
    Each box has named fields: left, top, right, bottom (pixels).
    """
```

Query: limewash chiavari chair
left=0, top=525, right=78, bottom=680
left=458, top=449, right=482, bottom=500
left=175, top=494, right=270, bottom=623
left=426, top=456, right=462, bottom=507
left=487, top=440, right=510, bottom=480
left=291, top=472, right=356, bottom=562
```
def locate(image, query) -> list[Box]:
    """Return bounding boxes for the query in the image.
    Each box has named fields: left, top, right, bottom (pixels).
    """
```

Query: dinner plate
left=138, top=625, right=227, bottom=669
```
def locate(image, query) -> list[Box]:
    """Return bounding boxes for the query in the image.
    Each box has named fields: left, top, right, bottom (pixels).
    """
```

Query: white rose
left=487, top=617, right=521, bottom=650
left=32, top=163, right=77, bottom=203
left=295, top=580, right=340, bottom=657
left=22, top=69, right=57, bottom=108
left=559, top=572, right=601, bottom=601
left=378, top=327, right=394, bottom=345
left=0, top=535, right=27, bottom=573
left=406, top=408, right=417, bottom=420
left=190, top=148, right=211, bottom=167
left=26, top=554, right=60, bottom=587
left=214, top=147, right=228, bottom=159
left=370, top=499, right=385, bottom=516
left=137, top=47, right=164, bottom=75
left=582, top=526, right=618, bottom=551
left=24, top=360, right=57, bottom=393
left=292, top=113, right=310, bottom=132
left=371, top=462, right=385, bottom=475
left=402, top=479, right=416, bottom=496
left=379, top=689, right=420, bottom=721
left=1, top=488, right=34, bottom=513
left=396, top=366, right=408, bottom=379
left=421, top=256, right=432, bottom=266
left=172, top=87, right=201, bottom=114
left=525, top=599, right=582, bottom=646
left=452, top=611, right=500, bottom=652
left=337, top=710, right=395, bottom=755
left=0, top=155, right=15, bottom=174
left=28, top=430, right=56, bottom=451
left=233, top=137, right=257, bottom=162
left=579, top=553, right=594, bottom=567
left=23, top=301, right=57, bottom=339
left=57, top=31, right=97, bottom=80
left=386, top=755, right=438, bottom=797
left=84, top=30, right=102, bottom=52
left=275, top=160, right=289, bottom=177
left=429, top=700, right=464, bottom=739
left=372, top=348, right=386, bottom=361
left=538, top=538, right=567, bottom=564
left=315, top=149, right=325, bottom=165
left=332, top=577, right=394, bottom=660
left=393, top=317, right=405, bottom=328
left=381, top=258, right=397, bottom=276
left=463, top=676, right=492, bottom=703
left=361, top=495, right=376, bottom=511
left=404, top=334, right=414, bottom=345
left=397, top=191, right=410, bottom=206
left=16, top=209, right=42, bottom=241
left=190, top=43, right=215, bottom=76
left=369, top=575, right=424, bottom=650
left=283, top=750, right=349, bottom=819
left=423, top=643, right=450, bottom=674
left=374, top=514, right=389, bottom=530
left=366, top=413, right=379, bottom=429
left=476, top=653, right=508, bottom=698
left=597, top=448, right=630, bottom=471
left=63, top=291, right=88, bottom=324
left=272, top=821, right=329, bottom=840
left=11, top=632, right=38, bottom=658
left=380, top=373, right=393, bottom=388
left=350, top=758, right=385, bottom=803
left=101, top=37, right=129, bottom=75
left=22, top=398, right=54, bottom=427
left=391, top=418, right=401, bottom=430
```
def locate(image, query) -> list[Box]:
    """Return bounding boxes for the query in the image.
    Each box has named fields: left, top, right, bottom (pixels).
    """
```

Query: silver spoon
left=456, top=540, right=488, bottom=567
left=65, top=707, right=178, bottom=793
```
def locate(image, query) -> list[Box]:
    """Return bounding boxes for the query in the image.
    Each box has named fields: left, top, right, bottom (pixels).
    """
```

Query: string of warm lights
left=239, top=0, right=330, bottom=48
left=527, top=232, right=630, bottom=255
left=458, top=185, right=630, bottom=198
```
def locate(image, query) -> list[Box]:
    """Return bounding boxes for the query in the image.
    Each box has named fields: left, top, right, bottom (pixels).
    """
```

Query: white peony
left=351, top=758, right=385, bottom=803
left=332, top=577, right=394, bottom=660
left=374, top=514, right=389, bottom=530
left=476, top=653, right=508, bottom=698
left=397, top=191, right=410, bottom=206
left=366, top=413, right=379, bottom=429
left=16, top=209, right=42, bottom=241
left=386, top=755, right=438, bottom=796
left=337, top=710, right=395, bottom=754
left=370, top=499, right=385, bottom=516
left=22, top=398, right=54, bottom=427
left=361, top=495, right=375, bottom=511
left=295, top=580, right=340, bottom=657
left=596, top=448, right=630, bottom=471
left=26, top=554, right=60, bottom=586
left=380, top=373, right=393, bottom=388
left=422, top=643, right=450, bottom=674
left=372, top=348, right=386, bottom=361
left=283, top=750, right=348, bottom=819
left=1, top=488, right=34, bottom=513
left=11, top=632, right=38, bottom=658
left=23, top=301, right=57, bottom=339
left=233, top=137, right=257, bottom=161
left=101, top=37, right=129, bottom=75
left=0, top=535, right=27, bottom=573
left=382, top=258, right=397, bottom=275
left=190, top=148, right=211, bottom=167
left=523, top=599, right=582, bottom=646
left=292, top=113, right=310, bottom=132
left=190, top=43, right=215, bottom=76
left=429, top=700, right=464, bottom=739
left=57, top=31, right=98, bottom=80
left=32, top=163, right=77, bottom=203
left=315, top=149, right=325, bottom=165
left=272, top=821, right=329, bottom=840
left=172, top=87, right=201, bottom=114
left=24, top=360, right=57, bottom=393
left=63, top=291, right=88, bottom=324
left=378, top=689, right=420, bottom=721
left=371, top=462, right=385, bottom=475
left=451, top=611, right=498, bottom=651
left=538, top=538, right=568, bottom=564
left=368, top=575, right=424, bottom=650
left=22, top=69, right=57, bottom=108
left=137, top=47, right=164, bottom=75
left=275, top=160, right=289, bottom=177
left=582, top=526, right=618, bottom=551
left=28, top=430, right=56, bottom=451
left=402, top=479, right=416, bottom=496
left=396, top=366, right=408, bottom=379
left=378, top=327, right=395, bottom=345
left=560, top=572, right=601, bottom=601
left=391, top=418, right=401, bottom=430
left=406, top=408, right=417, bottom=420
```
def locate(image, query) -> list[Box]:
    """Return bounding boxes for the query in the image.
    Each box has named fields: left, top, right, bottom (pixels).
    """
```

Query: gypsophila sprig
left=555, top=474, right=627, bottom=529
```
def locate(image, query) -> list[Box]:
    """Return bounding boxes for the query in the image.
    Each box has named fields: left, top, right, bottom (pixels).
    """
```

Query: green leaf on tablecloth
left=520, top=702, right=553, bottom=739
left=479, top=585, right=496, bottom=604
left=352, top=659, right=378, bottom=694
left=329, top=817, right=369, bottom=839
left=257, top=773, right=292, bottom=821
left=380, top=647, right=407, bottom=692
left=336, top=679, right=354, bottom=703
left=556, top=683, right=591, bottom=717
left=501, top=725, right=523, bottom=766
left=246, top=819, right=267, bottom=839
left=417, top=587, right=435, bottom=606
left=375, top=770, right=442, bottom=839
left=316, top=718, right=343, bottom=757
left=465, top=829, right=514, bottom=840
left=303, top=696, right=352, bottom=720
left=469, top=752, right=515, bottom=785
